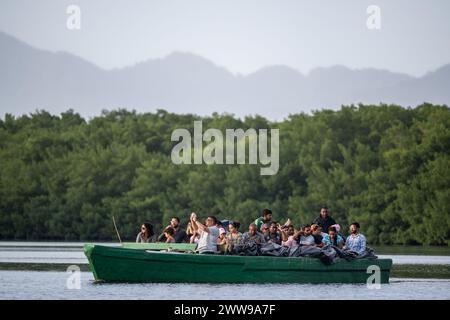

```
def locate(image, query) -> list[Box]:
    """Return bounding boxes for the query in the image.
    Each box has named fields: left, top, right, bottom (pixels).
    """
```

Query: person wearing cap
left=254, top=209, right=273, bottom=232
left=217, top=227, right=228, bottom=254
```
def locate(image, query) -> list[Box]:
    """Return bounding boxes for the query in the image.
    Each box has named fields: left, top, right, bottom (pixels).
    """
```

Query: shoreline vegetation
left=0, top=103, right=449, bottom=246
left=0, top=262, right=448, bottom=279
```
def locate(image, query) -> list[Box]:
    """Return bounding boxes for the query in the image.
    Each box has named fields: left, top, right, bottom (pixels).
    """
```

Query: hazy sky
left=0, top=0, right=449, bottom=76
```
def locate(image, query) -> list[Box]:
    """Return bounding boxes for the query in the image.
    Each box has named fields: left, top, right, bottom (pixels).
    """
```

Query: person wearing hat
left=217, top=227, right=228, bottom=254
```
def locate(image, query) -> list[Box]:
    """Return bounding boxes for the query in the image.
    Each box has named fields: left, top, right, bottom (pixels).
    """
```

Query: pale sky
left=0, top=0, right=449, bottom=76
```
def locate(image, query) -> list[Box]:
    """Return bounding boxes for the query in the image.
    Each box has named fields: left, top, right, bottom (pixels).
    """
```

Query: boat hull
left=84, top=244, right=392, bottom=284
left=121, top=242, right=196, bottom=251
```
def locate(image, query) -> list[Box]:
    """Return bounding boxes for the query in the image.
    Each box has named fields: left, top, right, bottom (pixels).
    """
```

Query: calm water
left=0, top=271, right=449, bottom=300
left=0, top=242, right=449, bottom=300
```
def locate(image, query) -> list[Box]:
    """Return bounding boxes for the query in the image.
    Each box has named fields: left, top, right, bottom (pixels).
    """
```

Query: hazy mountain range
left=0, top=31, right=449, bottom=120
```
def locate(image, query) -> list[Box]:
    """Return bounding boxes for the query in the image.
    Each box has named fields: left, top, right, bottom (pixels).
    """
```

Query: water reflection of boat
left=84, top=243, right=393, bottom=284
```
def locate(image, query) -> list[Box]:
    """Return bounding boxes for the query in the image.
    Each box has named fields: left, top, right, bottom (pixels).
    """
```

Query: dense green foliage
left=0, top=103, right=449, bottom=245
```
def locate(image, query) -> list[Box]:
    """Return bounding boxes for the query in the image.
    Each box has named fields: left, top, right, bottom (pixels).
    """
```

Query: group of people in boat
left=136, top=207, right=367, bottom=256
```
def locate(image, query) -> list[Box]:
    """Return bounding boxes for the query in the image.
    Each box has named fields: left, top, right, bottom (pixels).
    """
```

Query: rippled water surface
left=1, top=271, right=449, bottom=300
left=1, top=242, right=449, bottom=300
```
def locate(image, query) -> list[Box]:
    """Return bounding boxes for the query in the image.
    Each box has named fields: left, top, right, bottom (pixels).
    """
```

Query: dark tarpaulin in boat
left=336, top=246, right=378, bottom=261
left=230, top=241, right=378, bottom=265
left=229, top=240, right=261, bottom=256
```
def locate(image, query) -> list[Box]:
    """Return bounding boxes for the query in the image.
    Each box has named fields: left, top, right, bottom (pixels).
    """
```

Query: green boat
left=121, top=242, right=197, bottom=251
left=84, top=244, right=393, bottom=284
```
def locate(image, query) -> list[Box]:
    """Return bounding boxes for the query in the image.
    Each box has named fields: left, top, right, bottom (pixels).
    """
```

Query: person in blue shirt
left=264, top=221, right=282, bottom=245
left=344, top=222, right=366, bottom=255
left=322, top=226, right=344, bottom=248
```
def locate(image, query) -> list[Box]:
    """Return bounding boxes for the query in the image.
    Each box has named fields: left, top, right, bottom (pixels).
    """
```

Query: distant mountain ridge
left=0, top=31, right=449, bottom=120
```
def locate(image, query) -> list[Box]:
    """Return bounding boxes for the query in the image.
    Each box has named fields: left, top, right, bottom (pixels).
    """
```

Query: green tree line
left=0, top=103, right=449, bottom=245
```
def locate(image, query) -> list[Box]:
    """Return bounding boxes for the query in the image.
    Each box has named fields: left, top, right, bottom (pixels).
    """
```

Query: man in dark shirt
left=312, top=207, right=336, bottom=235
left=311, top=224, right=324, bottom=246
left=158, top=217, right=187, bottom=243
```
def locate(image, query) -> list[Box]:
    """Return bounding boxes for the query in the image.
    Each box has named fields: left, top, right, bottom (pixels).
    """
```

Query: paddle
left=112, top=215, right=122, bottom=244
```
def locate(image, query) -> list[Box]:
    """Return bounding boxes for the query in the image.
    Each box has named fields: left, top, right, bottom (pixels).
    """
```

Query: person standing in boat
left=254, top=208, right=273, bottom=231
left=136, top=222, right=157, bottom=243
left=312, top=206, right=336, bottom=234
left=191, top=213, right=220, bottom=254
left=344, top=222, right=367, bottom=255
left=158, top=217, right=187, bottom=243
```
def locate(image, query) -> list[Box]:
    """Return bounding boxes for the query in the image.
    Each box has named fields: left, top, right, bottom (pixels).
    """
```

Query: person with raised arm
left=191, top=212, right=220, bottom=254
left=158, top=216, right=187, bottom=243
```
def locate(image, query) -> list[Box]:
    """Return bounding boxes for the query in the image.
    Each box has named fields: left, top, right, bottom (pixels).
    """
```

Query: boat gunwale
left=87, top=244, right=393, bottom=271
